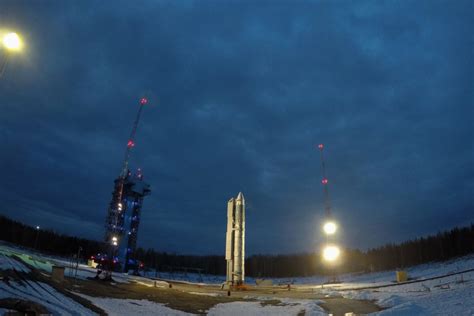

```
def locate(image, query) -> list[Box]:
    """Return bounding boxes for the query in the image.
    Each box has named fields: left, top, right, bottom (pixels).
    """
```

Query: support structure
left=225, top=192, right=245, bottom=285
left=103, top=97, right=150, bottom=273
left=105, top=170, right=150, bottom=272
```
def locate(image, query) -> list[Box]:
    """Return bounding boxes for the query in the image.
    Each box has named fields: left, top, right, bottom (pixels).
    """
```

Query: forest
left=1, top=215, right=473, bottom=277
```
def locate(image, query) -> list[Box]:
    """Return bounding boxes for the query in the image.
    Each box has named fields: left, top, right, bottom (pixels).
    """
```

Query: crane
left=103, top=97, right=149, bottom=276
left=112, top=97, right=148, bottom=232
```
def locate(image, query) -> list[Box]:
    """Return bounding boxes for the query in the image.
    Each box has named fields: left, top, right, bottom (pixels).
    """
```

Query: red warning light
left=127, top=140, right=135, bottom=147
left=140, top=97, right=148, bottom=105
left=318, top=144, right=324, bottom=149
left=322, top=178, right=328, bottom=185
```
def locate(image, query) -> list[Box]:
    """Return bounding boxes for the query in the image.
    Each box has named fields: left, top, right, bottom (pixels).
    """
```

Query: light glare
left=323, top=221, right=337, bottom=235
left=323, top=245, right=340, bottom=262
left=2, top=32, right=22, bottom=51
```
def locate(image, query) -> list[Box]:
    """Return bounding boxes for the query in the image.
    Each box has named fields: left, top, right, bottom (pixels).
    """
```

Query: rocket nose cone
left=236, top=192, right=245, bottom=201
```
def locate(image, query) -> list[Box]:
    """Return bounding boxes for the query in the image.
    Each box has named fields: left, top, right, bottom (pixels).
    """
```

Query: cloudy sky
left=0, top=0, right=472, bottom=255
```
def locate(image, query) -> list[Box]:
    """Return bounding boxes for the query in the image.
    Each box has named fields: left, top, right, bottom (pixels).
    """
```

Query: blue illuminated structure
left=105, top=169, right=150, bottom=272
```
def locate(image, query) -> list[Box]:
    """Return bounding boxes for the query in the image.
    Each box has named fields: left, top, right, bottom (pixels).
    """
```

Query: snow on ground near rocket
left=0, top=242, right=170, bottom=287
left=76, top=293, right=327, bottom=316
left=321, top=255, right=474, bottom=315
left=1, top=242, right=474, bottom=315
left=346, top=280, right=474, bottom=315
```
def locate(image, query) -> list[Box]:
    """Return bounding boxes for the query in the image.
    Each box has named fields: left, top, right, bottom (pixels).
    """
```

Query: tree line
left=0, top=215, right=103, bottom=259
left=1, top=215, right=473, bottom=277
left=136, top=224, right=474, bottom=277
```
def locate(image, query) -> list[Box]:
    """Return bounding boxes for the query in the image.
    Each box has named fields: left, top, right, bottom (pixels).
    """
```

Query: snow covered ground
left=117, top=254, right=474, bottom=315
left=1, top=242, right=474, bottom=315
left=76, top=293, right=191, bottom=316
left=349, top=280, right=474, bottom=315
left=309, top=254, right=474, bottom=315
left=0, top=280, right=96, bottom=316
left=75, top=293, right=327, bottom=316
left=208, top=299, right=326, bottom=316
left=341, top=271, right=474, bottom=315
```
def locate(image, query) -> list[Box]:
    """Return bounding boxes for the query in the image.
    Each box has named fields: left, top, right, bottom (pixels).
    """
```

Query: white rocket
left=225, top=192, right=245, bottom=285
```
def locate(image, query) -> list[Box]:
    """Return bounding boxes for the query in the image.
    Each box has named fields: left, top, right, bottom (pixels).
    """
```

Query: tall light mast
left=317, top=143, right=341, bottom=282
left=318, top=144, right=332, bottom=218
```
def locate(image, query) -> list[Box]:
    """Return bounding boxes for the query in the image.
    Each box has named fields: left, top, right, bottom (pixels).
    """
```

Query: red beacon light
left=318, top=144, right=324, bottom=149
left=322, top=178, right=328, bottom=185
left=140, top=97, right=148, bottom=105
left=127, top=140, right=135, bottom=147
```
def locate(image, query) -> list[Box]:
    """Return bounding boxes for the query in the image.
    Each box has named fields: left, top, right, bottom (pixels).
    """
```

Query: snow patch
left=75, top=293, right=192, bottom=315
left=208, top=299, right=326, bottom=316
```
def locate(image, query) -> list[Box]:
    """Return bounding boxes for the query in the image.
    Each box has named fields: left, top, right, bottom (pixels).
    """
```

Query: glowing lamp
left=323, top=221, right=337, bottom=235
left=318, top=144, right=324, bottom=149
left=323, top=245, right=340, bottom=262
left=140, top=97, right=148, bottom=105
left=322, top=178, right=328, bottom=185
left=2, top=32, right=22, bottom=51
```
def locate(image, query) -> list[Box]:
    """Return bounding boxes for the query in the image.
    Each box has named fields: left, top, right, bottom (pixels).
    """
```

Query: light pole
left=0, top=32, right=23, bottom=78
left=34, top=225, right=40, bottom=250
left=316, top=143, right=342, bottom=283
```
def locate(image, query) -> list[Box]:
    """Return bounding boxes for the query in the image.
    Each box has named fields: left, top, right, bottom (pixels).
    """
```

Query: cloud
left=0, top=0, right=472, bottom=254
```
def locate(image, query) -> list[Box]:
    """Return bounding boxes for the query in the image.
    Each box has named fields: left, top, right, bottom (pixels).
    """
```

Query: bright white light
left=323, top=245, right=340, bottom=262
left=112, top=241, right=118, bottom=246
left=2, top=32, right=22, bottom=51
left=36, top=226, right=40, bottom=230
left=112, top=236, right=118, bottom=242
left=323, top=221, right=337, bottom=235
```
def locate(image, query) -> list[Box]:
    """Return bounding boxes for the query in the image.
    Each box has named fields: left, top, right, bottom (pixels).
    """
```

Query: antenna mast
left=318, top=144, right=332, bottom=218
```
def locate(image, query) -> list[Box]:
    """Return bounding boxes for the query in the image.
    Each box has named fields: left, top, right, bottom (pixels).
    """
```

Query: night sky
left=0, top=1, right=472, bottom=255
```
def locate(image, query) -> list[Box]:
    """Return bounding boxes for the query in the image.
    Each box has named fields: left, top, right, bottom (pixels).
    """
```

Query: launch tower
left=104, top=97, right=151, bottom=273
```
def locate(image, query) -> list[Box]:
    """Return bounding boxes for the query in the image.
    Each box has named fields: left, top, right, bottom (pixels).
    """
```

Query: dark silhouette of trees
left=1, top=215, right=472, bottom=277
left=0, top=215, right=104, bottom=260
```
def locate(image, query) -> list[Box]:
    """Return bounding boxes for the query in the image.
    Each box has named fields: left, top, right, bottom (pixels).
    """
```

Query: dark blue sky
left=0, top=1, right=472, bottom=255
